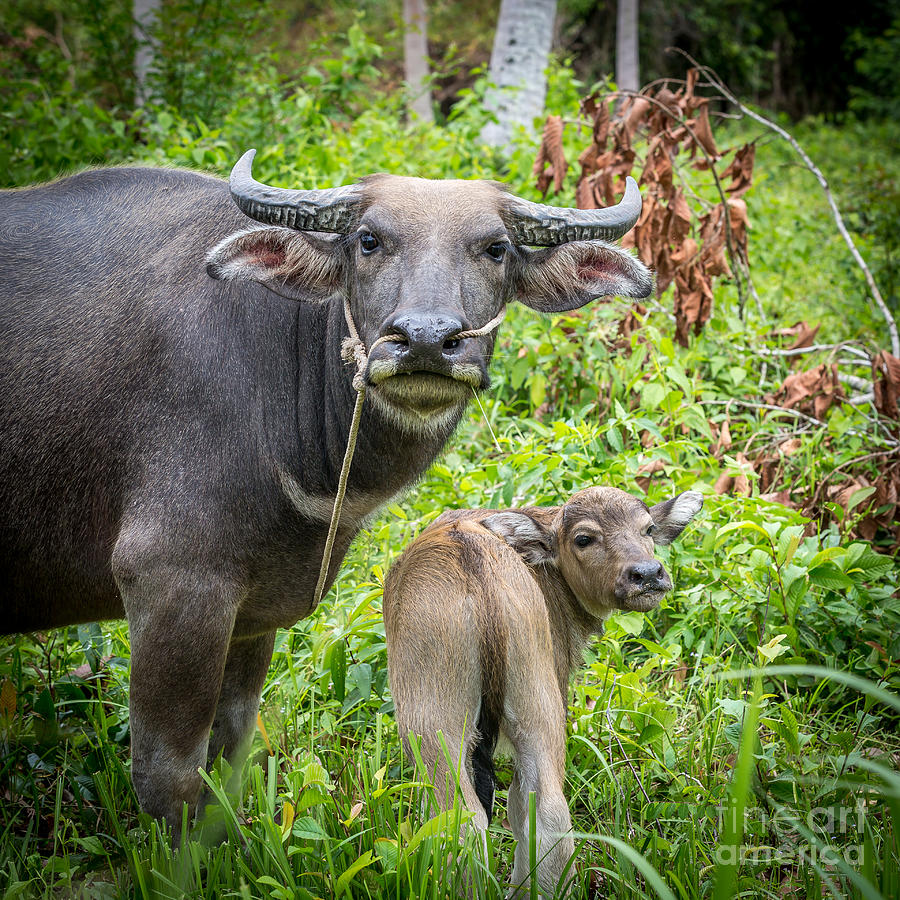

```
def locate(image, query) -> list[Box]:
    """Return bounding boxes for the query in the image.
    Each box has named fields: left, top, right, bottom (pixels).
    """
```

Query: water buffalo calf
left=0, top=153, right=652, bottom=829
left=383, top=486, right=702, bottom=896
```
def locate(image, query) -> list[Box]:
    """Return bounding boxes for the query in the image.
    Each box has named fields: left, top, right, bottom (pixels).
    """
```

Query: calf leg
left=505, top=685, right=574, bottom=898
left=408, top=728, right=488, bottom=832
left=117, top=559, right=239, bottom=830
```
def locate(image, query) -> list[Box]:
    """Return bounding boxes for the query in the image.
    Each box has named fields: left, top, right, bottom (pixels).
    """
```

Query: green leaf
left=334, top=850, right=375, bottom=897
left=808, top=563, right=854, bottom=591
left=292, top=816, right=330, bottom=841
left=330, top=640, right=346, bottom=703
left=613, top=611, right=645, bottom=636
left=75, top=835, right=105, bottom=855
left=528, top=373, right=546, bottom=409
left=606, top=425, right=623, bottom=452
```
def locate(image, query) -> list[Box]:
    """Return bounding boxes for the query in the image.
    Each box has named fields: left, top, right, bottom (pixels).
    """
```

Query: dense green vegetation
left=2, top=8, right=899, bottom=900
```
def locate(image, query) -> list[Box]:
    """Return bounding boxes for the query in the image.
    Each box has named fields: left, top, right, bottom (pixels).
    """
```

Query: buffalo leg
left=207, top=631, right=276, bottom=768
left=121, top=567, right=238, bottom=830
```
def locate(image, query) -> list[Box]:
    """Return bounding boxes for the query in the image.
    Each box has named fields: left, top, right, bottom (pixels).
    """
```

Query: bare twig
left=756, top=342, right=871, bottom=360
left=670, top=48, right=900, bottom=357
left=698, top=399, right=900, bottom=447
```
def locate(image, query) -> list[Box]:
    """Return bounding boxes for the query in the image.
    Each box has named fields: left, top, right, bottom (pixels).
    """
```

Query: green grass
left=2, top=48, right=900, bottom=900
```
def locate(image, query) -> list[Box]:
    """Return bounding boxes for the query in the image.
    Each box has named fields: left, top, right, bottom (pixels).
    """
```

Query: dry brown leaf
left=0, top=679, right=15, bottom=720
left=688, top=103, right=719, bottom=160
left=725, top=143, right=756, bottom=197
left=727, top=198, right=749, bottom=254
left=872, top=350, right=900, bottom=419
left=777, top=438, right=803, bottom=456
left=715, top=452, right=752, bottom=496
left=787, top=322, right=821, bottom=351
left=760, top=490, right=797, bottom=509
left=712, top=417, right=732, bottom=456
left=773, top=363, right=845, bottom=419
left=673, top=262, right=713, bottom=346
left=667, top=191, right=692, bottom=245
left=533, top=115, right=567, bottom=195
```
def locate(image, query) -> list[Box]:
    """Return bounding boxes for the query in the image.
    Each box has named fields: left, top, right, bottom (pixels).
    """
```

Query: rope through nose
left=311, top=296, right=507, bottom=610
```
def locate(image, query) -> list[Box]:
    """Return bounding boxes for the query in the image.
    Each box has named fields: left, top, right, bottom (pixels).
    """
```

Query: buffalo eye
left=359, top=232, right=379, bottom=255
left=644, top=523, right=656, bottom=537
left=485, top=241, right=508, bottom=262
left=574, top=534, right=594, bottom=548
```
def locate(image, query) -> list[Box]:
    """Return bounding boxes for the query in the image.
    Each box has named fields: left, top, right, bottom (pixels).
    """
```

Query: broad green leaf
left=334, top=850, right=375, bottom=897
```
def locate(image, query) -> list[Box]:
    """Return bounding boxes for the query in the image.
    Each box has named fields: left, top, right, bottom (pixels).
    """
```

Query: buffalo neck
left=287, top=292, right=462, bottom=506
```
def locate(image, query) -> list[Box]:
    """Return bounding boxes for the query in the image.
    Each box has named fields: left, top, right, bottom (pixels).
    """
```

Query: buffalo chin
left=369, top=372, right=474, bottom=434
left=618, top=590, right=666, bottom=612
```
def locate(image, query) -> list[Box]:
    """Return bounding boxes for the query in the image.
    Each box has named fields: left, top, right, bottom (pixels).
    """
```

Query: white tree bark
left=481, top=0, right=557, bottom=149
left=133, top=0, right=159, bottom=105
left=403, top=0, right=434, bottom=123
left=616, top=0, right=639, bottom=93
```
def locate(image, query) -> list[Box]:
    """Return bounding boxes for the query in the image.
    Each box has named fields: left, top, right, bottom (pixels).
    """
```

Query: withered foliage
left=533, top=68, right=755, bottom=347
left=533, top=115, right=568, bottom=195
left=769, top=363, right=846, bottom=421
left=873, top=351, right=900, bottom=422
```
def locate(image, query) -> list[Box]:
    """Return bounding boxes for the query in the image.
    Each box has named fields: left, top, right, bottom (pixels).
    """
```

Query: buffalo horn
left=503, top=176, right=642, bottom=246
left=229, top=149, right=361, bottom=233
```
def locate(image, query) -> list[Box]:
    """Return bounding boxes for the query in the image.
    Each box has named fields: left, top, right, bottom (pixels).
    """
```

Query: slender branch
left=670, top=48, right=899, bottom=357
left=756, top=342, right=871, bottom=360
left=697, top=399, right=899, bottom=447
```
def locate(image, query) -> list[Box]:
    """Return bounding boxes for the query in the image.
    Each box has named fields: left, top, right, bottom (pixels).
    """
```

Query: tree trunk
left=403, top=0, right=434, bottom=123
left=615, top=0, right=639, bottom=93
left=481, top=0, right=557, bottom=149
left=133, top=0, right=159, bottom=105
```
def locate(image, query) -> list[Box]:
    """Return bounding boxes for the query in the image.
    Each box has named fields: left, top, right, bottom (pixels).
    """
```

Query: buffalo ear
left=206, top=226, right=345, bottom=301
left=482, top=511, right=556, bottom=566
left=648, top=491, right=703, bottom=545
left=511, top=241, right=653, bottom=313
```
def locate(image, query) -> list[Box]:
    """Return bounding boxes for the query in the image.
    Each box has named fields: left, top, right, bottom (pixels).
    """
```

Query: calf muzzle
left=614, top=559, right=672, bottom=610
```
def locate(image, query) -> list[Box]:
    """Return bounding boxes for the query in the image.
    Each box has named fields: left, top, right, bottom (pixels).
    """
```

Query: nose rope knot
left=312, top=296, right=507, bottom=610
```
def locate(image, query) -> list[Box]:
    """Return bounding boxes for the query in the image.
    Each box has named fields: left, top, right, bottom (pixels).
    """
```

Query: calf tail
left=472, top=579, right=507, bottom=823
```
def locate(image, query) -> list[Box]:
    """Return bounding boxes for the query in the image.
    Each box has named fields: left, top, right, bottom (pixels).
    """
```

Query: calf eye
left=574, top=534, right=594, bottom=548
left=359, top=233, right=379, bottom=254
left=645, top=523, right=656, bottom=537
left=485, top=242, right=508, bottom=262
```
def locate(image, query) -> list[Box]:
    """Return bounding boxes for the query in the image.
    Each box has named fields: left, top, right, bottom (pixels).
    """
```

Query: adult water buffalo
left=0, top=151, right=651, bottom=826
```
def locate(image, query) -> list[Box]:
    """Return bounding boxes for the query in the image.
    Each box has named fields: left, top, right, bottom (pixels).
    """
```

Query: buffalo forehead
left=360, top=175, right=505, bottom=236
left=561, top=487, right=649, bottom=532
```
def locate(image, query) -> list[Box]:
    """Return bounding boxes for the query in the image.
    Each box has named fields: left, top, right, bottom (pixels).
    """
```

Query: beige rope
left=310, top=297, right=507, bottom=609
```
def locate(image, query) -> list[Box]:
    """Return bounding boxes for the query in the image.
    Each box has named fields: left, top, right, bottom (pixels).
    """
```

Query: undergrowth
left=1, top=28, right=899, bottom=900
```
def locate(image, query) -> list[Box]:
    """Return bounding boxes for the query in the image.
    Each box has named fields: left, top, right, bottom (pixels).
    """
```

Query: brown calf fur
left=383, top=486, right=702, bottom=897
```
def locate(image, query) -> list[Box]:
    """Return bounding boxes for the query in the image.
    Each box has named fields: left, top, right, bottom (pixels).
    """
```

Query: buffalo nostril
left=628, top=561, right=664, bottom=584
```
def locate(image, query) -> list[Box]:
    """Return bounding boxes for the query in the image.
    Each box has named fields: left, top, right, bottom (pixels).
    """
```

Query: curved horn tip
left=231, top=149, right=257, bottom=179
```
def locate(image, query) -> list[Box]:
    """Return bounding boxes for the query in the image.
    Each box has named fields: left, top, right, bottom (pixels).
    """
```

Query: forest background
left=1, top=1, right=900, bottom=898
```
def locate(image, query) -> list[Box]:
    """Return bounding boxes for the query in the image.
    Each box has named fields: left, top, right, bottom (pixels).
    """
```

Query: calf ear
left=482, top=512, right=556, bottom=566
left=206, top=226, right=345, bottom=301
left=511, top=242, right=653, bottom=313
left=647, top=491, right=703, bottom=545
